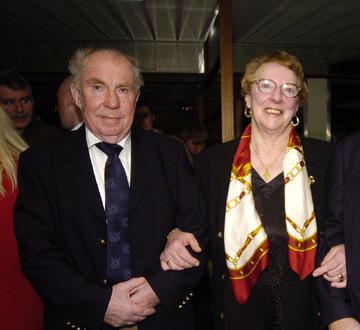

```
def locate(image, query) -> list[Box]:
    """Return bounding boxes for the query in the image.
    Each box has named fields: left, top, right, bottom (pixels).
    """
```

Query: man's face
left=135, top=105, right=155, bottom=131
left=72, top=50, right=139, bottom=144
left=0, top=85, right=34, bottom=133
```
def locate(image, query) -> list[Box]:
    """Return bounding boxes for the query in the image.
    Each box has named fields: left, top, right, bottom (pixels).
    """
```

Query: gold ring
left=338, top=273, right=344, bottom=282
left=166, top=260, right=173, bottom=267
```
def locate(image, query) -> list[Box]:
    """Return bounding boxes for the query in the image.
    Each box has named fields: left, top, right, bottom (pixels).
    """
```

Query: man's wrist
left=167, top=228, right=180, bottom=239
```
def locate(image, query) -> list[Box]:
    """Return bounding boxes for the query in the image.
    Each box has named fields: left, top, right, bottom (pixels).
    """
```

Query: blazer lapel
left=128, top=129, right=158, bottom=213
left=59, top=126, right=105, bottom=221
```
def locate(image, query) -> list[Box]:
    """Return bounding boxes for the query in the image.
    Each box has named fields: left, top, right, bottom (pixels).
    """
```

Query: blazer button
left=217, top=232, right=223, bottom=239
left=220, top=312, right=224, bottom=319
left=99, top=239, right=106, bottom=245
left=103, top=279, right=107, bottom=284
left=221, top=273, right=226, bottom=280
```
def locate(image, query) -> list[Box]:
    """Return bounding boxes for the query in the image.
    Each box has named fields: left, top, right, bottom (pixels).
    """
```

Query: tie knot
left=96, top=142, right=123, bottom=156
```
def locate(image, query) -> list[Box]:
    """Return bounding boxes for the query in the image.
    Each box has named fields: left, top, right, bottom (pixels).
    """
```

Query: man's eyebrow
left=116, top=82, right=131, bottom=88
left=87, top=78, right=132, bottom=89
left=88, top=78, right=105, bottom=85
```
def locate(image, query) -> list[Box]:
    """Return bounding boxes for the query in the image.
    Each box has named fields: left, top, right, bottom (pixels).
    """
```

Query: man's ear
left=135, top=92, right=140, bottom=106
left=70, top=84, right=81, bottom=109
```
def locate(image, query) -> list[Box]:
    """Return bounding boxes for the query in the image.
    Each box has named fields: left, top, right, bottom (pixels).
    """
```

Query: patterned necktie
left=96, top=142, right=131, bottom=284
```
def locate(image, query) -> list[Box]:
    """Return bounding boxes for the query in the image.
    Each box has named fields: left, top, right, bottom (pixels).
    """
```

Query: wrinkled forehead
left=82, top=51, right=136, bottom=86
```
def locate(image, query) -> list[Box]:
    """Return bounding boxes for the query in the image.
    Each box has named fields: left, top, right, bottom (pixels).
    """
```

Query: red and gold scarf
left=224, top=124, right=317, bottom=304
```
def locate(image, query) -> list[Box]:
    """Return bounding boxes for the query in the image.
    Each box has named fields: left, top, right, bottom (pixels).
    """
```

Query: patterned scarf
left=224, top=124, right=317, bottom=304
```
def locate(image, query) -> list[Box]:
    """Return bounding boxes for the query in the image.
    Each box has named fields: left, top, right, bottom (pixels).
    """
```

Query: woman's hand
left=160, top=229, right=201, bottom=271
left=313, top=244, right=347, bottom=288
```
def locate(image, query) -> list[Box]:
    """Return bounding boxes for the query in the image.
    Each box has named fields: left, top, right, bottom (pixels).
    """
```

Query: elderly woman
left=161, top=50, right=345, bottom=329
left=0, top=107, right=43, bottom=329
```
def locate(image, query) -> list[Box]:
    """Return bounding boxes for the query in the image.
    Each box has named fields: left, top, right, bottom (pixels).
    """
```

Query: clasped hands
left=104, top=277, right=160, bottom=328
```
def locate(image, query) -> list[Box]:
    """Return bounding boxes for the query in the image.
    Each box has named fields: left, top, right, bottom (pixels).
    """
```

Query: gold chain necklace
left=250, top=142, right=287, bottom=180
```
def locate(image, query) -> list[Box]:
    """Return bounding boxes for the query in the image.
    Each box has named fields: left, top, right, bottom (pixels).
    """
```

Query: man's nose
left=105, top=91, right=120, bottom=109
left=15, top=100, right=25, bottom=112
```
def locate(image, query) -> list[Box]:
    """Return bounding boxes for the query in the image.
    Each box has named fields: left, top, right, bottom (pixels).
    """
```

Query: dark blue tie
left=96, top=142, right=131, bottom=284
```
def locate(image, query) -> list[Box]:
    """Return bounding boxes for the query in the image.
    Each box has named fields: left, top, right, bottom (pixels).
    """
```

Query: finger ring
left=338, top=273, right=344, bottom=282
left=166, top=260, right=173, bottom=267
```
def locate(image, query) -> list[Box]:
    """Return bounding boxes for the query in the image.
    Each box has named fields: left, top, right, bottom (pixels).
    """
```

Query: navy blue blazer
left=14, top=125, right=208, bottom=330
left=316, top=130, right=360, bottom=329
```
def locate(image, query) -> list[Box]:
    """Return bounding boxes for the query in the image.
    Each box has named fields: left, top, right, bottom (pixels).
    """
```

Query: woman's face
left=245, top=62, right=300, bottom=135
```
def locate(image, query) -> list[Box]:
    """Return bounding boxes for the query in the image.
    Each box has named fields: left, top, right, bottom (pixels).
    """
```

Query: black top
left=252, top=169, right=286, bottom=329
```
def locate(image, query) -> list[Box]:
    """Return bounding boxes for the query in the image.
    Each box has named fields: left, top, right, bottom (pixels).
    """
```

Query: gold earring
left=292, top=115, right=300, bottom=127
left=244, top=107, right=252, bottom=118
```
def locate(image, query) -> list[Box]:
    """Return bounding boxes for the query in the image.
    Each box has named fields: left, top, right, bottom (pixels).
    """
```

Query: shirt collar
left=85, top=127, right=131, bottom=152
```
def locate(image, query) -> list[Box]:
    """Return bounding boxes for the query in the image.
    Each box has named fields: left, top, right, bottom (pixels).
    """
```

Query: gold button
left=66, top=321, right=71, bottom=326
left=178, top=304, right=183, bottom=309
left=182, top=300, right=187, bottom=305
left=102, top=279, right=107, bottom=284
left=99, top=239, right=106, bottom=244
left=217, top=232, right=223, bottom=239
left=220, top=312, right=224, bottom=319
left=76, top=328, right=81, bottom=330
left=221, top=273, right=226, bottom=280
left=317, top=311, right=321, bottom=317
left=185, top=296, right=190, bottom=300
left=189, top=292, right=194, bottom=296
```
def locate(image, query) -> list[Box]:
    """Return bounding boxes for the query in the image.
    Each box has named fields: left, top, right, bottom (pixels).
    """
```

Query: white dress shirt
left=85, top=127, right=132, bottom=208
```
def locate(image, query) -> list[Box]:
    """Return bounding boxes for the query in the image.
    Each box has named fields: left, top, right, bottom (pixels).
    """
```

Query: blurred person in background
left=0, top=70, right=61, bottom=146
left=56, top=75, right=83, bottom=130
left=181, top=122, right=208, bottom=158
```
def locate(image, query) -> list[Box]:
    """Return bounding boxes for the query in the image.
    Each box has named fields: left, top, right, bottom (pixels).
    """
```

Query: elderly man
left=56, top=75, right=83, bottom=130
left=0, top=70, right=61, bottom=145
left=14, top=47, right=207, bottom=330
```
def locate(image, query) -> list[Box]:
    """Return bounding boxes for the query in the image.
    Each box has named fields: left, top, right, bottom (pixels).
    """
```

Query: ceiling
left=1, top=0, right=360, bottom=75
left=1, top=0, right=360, bottom=138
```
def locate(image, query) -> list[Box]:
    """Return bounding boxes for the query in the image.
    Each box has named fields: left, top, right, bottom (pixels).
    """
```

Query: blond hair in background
left=0, top=106, right=28, bottom=197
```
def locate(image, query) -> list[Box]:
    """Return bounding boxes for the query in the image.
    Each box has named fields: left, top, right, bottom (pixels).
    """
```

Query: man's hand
left=130, top=279, right=160, bottom=308
left=329, top=318, right=360, bottom=330
left=313, top=244, right=347, bottom=288
left=104, top=277, right=155, bottom=328
left=160, top=230, right=201, bottom=271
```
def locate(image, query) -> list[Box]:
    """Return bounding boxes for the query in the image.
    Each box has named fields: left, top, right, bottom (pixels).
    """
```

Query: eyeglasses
left=251, top=79, right=301, bottom=98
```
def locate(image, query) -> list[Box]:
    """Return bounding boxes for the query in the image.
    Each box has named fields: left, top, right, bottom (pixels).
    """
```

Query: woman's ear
left=244, top=94, right=251, bottom=108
